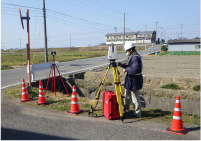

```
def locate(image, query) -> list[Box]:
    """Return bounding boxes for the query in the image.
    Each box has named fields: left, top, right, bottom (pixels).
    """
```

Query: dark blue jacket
left=122, top=52, right=143, bottom=91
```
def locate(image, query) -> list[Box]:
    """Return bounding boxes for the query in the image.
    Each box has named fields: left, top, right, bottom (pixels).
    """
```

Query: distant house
left=168, top=39, right=200, bottom=52
left=105, top=30, right=156, bottom=44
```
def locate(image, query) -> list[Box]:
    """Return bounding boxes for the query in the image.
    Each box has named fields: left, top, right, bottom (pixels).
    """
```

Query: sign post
left=18, top=7, right=31, bottom=86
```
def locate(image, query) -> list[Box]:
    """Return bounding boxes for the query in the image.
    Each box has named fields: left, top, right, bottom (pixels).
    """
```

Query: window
left=195, top=44, right=200, bottom=49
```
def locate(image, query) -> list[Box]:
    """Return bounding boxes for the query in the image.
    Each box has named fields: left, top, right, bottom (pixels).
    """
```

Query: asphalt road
left=1, top=93, right=200, bottom=140
left=1, top=44, right=200, bottom=140
left=1, top=45, right=161, bottom=89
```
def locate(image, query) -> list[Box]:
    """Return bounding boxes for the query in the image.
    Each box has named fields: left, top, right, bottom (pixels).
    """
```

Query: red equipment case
left=102, top=91, right=120, bottom=120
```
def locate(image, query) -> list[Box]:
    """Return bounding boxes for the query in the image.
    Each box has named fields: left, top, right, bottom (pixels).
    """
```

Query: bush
left=161, top=83, right=179, bottom=90
left=1, top=65, right=14, bottom=70
left=193, top=84, right=200, bottom=91
left=161, top=45, right=168, bottom=51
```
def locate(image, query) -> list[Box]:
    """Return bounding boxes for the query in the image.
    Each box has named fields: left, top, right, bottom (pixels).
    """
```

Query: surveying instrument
left=89, top=43, right=125, bottom=122
left=45, top=51, right=69, bottom=96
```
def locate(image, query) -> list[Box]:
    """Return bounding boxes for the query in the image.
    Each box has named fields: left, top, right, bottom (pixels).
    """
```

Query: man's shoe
left=129, top=114, right=137, bottom=118
left=129, top=114, right=141, bottom=118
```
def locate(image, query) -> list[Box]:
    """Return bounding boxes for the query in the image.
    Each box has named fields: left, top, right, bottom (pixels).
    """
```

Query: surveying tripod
left=88, top=59, right=125, bottom=122
left=45, top=51, right=69, bottom=96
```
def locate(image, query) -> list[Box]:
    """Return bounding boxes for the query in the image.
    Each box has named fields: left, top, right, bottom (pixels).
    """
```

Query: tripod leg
left=53, top=64, right=56, bottom=96
left=116, top=69, right=125, bottom=111
left=55, top=65, right=70, bottom=96
left=45, top=65, right=53, bottom=95
left=112, top=66, right=124, bottom=122
left=89, top=65, right=110, bottom=116
left=51, top=66, right=54, bottom=92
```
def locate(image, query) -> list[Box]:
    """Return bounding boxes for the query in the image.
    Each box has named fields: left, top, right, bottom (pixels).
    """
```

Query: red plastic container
left=102, top=91, right=120, bottom=120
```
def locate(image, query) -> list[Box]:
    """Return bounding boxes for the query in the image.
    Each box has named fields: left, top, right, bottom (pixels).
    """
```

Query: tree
left=161, top=45, right=168, bottom=51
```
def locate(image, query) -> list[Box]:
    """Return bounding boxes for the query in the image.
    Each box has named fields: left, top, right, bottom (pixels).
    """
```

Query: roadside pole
left=26, top=9, right=31, bottom=86
left=18, top=7, right=31, bottom=86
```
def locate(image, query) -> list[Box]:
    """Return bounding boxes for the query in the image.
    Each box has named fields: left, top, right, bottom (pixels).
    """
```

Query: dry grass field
left=142, top=55, right=200, bottom=79
left=1, top=44, right=151, bottom=70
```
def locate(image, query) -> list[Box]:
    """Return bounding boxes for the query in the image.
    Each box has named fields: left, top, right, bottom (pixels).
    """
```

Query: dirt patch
left=63, top=55, right=200, bottom=102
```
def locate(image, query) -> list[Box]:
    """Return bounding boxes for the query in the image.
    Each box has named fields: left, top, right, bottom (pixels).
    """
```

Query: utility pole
left=145, top=25, right=146, bottom=50
left=160, top=27, right=163, bottom=44
left=123, top=13, right=125, bottom=52
left=43, top=0, right=48, bottom=62
left=180, top=24, right=183, bottom=39
left=114, top=27, right=117, bottom=32
left=155, top=22, right=158, bottom=44
left=70, top=33, right=71, bottom=47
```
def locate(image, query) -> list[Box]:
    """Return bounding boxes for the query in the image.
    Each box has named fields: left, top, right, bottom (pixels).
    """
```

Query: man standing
left=118, top=42, right=143, bottom=118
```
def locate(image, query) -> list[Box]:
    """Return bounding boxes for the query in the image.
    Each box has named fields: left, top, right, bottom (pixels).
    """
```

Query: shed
left=168, top=39, right=200, bottom=52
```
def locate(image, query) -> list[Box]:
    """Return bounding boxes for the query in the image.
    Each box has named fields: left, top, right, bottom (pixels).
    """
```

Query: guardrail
left=27, top=61, right=59, bottom=81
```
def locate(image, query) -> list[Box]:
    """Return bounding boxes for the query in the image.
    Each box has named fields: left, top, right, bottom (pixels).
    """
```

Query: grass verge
left=159, top=51, right=200, bottom=56
left=4, top=85, right=200, bottom=125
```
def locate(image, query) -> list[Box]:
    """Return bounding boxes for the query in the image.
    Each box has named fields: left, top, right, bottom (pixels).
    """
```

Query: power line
left=46, top=16, right=113, bottom=32
left=46, top=9, right=121, bottom=28
left=86, top=0, right=123, bottom=15
left=1, top=3, right=43, bottom=10
left=62, top=0, right=121, bottom=19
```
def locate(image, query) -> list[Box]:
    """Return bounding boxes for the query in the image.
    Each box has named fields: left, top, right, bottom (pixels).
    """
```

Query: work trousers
left=124, top=89, right=141, bottom=118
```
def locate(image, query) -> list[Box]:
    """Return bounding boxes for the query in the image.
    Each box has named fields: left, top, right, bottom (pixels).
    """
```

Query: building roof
left=138, top=30, right=156, bottom=34
left=105, top=30, right=155, bottom=36
left=168, top=39, right=200, bottom=44
left=106, top=32, right=138, bottom=36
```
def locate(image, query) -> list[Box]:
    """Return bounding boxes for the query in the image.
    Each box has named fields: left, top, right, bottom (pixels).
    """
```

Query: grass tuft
left=193, top=84, right=200, bottom=91
left=1, top=65, right=14, bottom=70
left=161, top=83, right=179, bottom=90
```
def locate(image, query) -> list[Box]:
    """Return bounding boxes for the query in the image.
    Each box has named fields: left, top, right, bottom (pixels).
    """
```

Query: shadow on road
left=1, top=127, right=77, bottom=140
left=188, top=127, right=200, bottom=131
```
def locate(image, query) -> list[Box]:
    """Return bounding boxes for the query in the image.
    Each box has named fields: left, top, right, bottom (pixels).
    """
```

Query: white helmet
left=124, top=42, right=135, bottom=51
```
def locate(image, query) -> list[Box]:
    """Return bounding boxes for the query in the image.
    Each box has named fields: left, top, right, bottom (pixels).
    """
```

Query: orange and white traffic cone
left=20, top=79, right=32, bottom=103
left=165, top=95, right=189, bottom=135
left=35, top=80, right=50, bottom=106
left=65, top=85, right=84, bottom=115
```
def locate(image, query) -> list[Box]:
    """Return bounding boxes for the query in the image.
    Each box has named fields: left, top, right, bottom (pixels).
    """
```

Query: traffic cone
left=165, top=95, right=189, bottom=135
left=20, top=79, right=32, bottom=103
left=35, top=80, right=50, bottom=106
left=65, top=85, right=84, bottom=115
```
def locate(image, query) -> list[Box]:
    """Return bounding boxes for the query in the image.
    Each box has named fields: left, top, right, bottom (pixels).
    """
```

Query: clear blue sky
left=1, top=0, right=200, bottom=49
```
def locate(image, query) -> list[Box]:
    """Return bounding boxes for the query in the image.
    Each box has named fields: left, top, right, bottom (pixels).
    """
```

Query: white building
left=168, top=39, right=200, bottom=51
left=105, top=30, right=156, bottom=45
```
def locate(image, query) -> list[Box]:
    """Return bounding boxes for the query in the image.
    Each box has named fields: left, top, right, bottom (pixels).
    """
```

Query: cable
left=33, top=0, right=41, bottom=49
left=62, top=0, right=119, bottom=19
left=87, top=0, right=123, bottom=14
left=2, top=2, right=123, bottom=30
left=46, top=9, right=121, bottom=29
left=1, top=3, right=43, bottom=10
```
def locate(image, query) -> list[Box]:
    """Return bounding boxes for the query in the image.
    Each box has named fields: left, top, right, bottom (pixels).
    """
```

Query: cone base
left=35, top=101, right=51, bottom=106
left=65, top=110, right=84, bottom=115
left=165, top=127, right=189, bottom=135
left=19, top=99, right=33, bottom=103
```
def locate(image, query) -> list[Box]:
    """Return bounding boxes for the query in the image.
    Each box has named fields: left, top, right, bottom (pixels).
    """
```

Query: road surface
left=1, top=92, right=200, bottom=140
left=1, top=45, right=161, bottom=89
